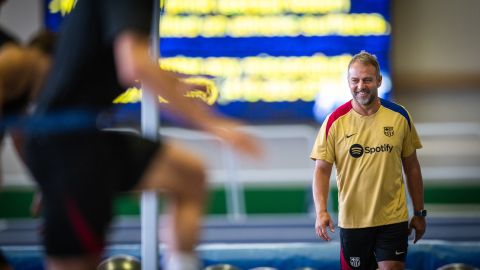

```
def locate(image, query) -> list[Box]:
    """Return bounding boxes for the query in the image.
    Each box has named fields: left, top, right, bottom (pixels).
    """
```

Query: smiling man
left=310, top=51, right=426, bottom=270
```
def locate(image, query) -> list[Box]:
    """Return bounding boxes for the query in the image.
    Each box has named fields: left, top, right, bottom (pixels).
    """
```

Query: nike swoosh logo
left=346, top=133, right=357, bottom=138
left=395, top=251, right=405, bottom=255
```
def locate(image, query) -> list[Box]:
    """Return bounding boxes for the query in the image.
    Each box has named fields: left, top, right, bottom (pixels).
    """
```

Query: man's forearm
left=403, top=152, right=425, bottom=211
left=407, top=168, right=424, bottom=211
left=313, top=182, right=329, bottom=214
left=312, top=160, right=333, bottom=214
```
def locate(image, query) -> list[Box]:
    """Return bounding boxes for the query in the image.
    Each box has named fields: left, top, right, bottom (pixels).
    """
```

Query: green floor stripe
left=244, top=187, right=309, bottom=214
left=0, top=190, right=34, bottom=218
left=424, top=185, right=480, bottom=204
left=114, top=194, right=142, bottom=215
left=1, top=184, right=479, bottom=218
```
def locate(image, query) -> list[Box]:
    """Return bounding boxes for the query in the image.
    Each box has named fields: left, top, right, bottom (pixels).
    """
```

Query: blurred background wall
left=392, top=0, right=480, bottom=90
left=0, top=0, right=41, bottom=43
left=391, top=0, right=480, bottom=123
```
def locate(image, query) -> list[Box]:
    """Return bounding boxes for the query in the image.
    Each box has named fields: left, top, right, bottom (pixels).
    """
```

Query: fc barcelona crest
left=350, top=257, right=361, bottom=267
left=384, top=126, right=394, bottom=137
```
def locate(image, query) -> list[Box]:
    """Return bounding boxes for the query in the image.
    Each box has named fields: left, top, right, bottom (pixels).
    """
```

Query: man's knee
left=378, top=261, right=404, bottom=270
left=164, top=150, right=207, bottom=199
left=179, top=158, right=207, bottom=196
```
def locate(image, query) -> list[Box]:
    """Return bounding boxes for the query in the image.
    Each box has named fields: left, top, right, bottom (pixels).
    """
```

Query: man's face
left=348, top=61, right=382, bottom=106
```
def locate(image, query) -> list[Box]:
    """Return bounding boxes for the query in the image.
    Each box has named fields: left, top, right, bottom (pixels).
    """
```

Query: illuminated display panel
left=44, top=0, right=391, bottom=124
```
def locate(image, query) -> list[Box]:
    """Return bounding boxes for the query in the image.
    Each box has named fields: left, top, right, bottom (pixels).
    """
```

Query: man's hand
left=315, top=211, right=335, bottom=241
left=409, top=216, right=426, bottom=243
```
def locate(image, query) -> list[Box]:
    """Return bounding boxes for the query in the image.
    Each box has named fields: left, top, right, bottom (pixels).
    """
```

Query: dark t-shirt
left=35, top=0, right=151, bottom=116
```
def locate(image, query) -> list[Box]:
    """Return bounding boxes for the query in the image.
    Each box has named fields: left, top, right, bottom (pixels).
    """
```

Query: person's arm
left=313, top=159, right=334, bottom=241
left=113, top=31, right=261, bottom=157
left=0, top=46, right=28, bottom=99
left=402, top=150, right=426, bottom=243
left=0, top=45, right=45, bottom=217
left=0, top=48, right=8, bottom=114
left=0, top=85, right=3, bottom=116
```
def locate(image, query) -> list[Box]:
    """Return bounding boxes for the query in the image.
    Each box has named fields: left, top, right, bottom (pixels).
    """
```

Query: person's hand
left=207, top=117, right=263, bottom=159
left=165, top=77, right=263, bottom=158
left=409, top=216, right=426, bottom=243
left=315, top=211, right=335, bottom=241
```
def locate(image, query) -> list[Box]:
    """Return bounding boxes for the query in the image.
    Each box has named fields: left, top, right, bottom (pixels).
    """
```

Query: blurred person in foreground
left=310, top=51, right=426, bottom=270
left=0, top=0, right=19, bottom=189
left=0, top=0, right=19, bottom=268
left=24, top=0, right=261, bottom=270
left=0, top=30, right=55, bottom=141
left=0, top=29, right=56, bottom=270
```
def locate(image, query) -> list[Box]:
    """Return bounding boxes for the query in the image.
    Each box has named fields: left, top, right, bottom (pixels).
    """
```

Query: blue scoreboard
left=45, top=0, right=391, bottom=124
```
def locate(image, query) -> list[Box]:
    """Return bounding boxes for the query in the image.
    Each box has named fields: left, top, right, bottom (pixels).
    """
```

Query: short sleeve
left=100, top=0, right=152, bottom=44
left=310, top=114, right=335, bottom=163
left=402, top=113, right=422, bottom=157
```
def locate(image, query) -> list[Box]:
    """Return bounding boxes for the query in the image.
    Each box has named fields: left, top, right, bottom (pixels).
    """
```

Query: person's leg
left=26, top=132, right=118, bottom=270
left=375, top=222, right=409, bottom=270
left=27, top=132, right=206, bottom=270
left=38, top=173, right=112, bottom=270
left=45, top=256, right=99, bottom=270
left=30, top=191, right=106, bottom=270
left=340, top=226, right=377, bottom=270
left=135, top=143, right=207, bottom=267
left=377, top=261, right=404, bottom=270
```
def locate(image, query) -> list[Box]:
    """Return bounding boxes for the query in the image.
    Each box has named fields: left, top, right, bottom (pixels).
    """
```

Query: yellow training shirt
left=311, top=99, right=422, bottom=228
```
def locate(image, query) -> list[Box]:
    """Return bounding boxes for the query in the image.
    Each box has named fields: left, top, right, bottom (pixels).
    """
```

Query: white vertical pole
left=223, top=144, right=246, bottom=222
left=141, top=0, right=161, bottom=269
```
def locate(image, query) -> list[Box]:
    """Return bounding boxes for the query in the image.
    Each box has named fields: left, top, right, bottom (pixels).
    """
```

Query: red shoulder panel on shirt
left=325, top=100, right=352, bottom=138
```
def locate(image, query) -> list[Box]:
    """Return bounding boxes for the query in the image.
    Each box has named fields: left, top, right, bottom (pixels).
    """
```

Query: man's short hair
left=348, top=50, right=381, bottom=79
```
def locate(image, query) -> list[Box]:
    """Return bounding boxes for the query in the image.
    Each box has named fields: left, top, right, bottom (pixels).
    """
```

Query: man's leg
left=377, top=260, right=404, bottom=270
left=340, top=227, right=377, bottom=270
left=375, top=222, right=409, bottom=270
left=26, top=132, right=123, bottom=270
left=46, top=256, right=100, bottom=270
left=135, top=143, right=207, bottom=268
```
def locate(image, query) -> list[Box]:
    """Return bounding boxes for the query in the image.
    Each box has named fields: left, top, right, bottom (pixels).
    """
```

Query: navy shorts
left=26, top=130, right=162, bottom=257
left=340, top=222, right=409, bottom=270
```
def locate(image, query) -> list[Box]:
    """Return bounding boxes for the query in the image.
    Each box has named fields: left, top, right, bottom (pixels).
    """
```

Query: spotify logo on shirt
left=349, top=144, right=364, bottom=158
left=349, top=144, right=393, bottom=158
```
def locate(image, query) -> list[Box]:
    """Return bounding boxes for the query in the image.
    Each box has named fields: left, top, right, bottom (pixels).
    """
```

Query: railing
left=160, top=125, right=317, bottom=221
left=415, top=122, right=480, bottom=182
left=1, top=122, right=479, bottom=215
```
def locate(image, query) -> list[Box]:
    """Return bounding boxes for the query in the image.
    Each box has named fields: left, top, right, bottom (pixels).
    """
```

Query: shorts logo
left=350, top=257, right=361, bottom=267
left=384, top=126, right=394, bottom=137
left=349, top=144, right=364, bottom=158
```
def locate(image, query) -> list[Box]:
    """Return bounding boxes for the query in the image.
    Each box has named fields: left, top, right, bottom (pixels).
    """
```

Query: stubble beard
left=354, top=89, right=376, bottom=106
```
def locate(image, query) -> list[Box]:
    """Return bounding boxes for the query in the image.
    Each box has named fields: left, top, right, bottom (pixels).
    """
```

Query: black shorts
left=340, top=222, right=409, bottom=270
left=26, top=130, right=162, bottom=257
